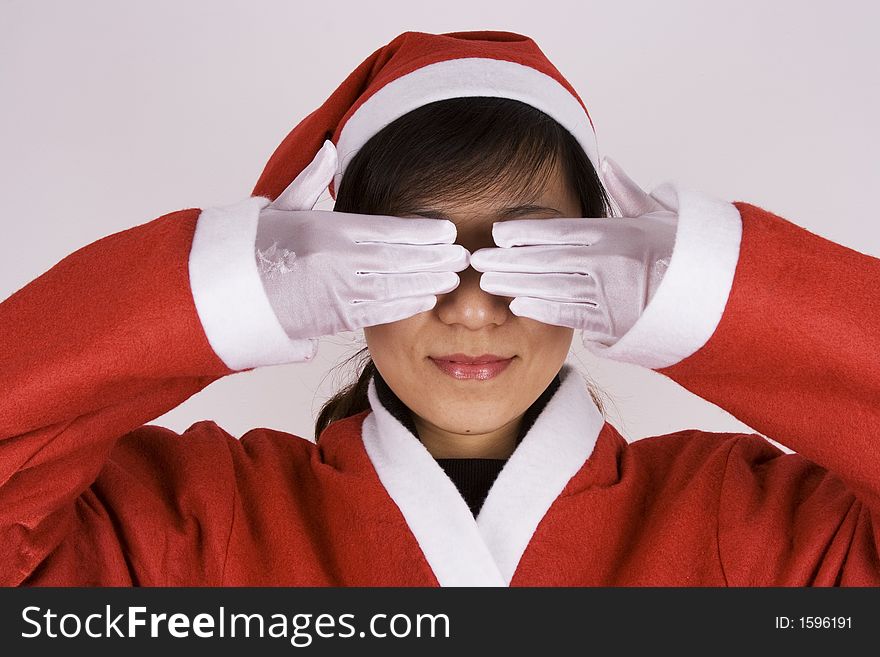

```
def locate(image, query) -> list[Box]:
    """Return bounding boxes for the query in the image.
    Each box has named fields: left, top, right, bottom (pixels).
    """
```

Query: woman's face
left=364, top=163, right=581, bottom=442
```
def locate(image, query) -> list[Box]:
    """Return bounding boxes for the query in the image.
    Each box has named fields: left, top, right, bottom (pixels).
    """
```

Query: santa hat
left=252, top=30, right=600, bottom=203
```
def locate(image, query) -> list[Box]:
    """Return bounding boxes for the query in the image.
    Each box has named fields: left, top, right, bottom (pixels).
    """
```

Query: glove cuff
left=581, top=186, right=742, bottom=369
left=189, top=196, right=319, bottom=370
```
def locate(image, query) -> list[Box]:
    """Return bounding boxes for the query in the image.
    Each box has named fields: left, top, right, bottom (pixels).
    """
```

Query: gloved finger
left=470, top=244, right=593, bottom=274
left=271, top=140, right=338, bottom=211
left=357, top=242, right=470, bottom=273
left=490, top=217, right=605, bottom=248
left=349, top=295, right=438, bottom=329
left=352, top=271, right=460, bottom=302
left=509, top=297, right=610, bottom=335
left=346, top=214, right=458, bottom=245
left=480, top=271, right=597, bottom=303
left=600, top=156, right=666, bottom=217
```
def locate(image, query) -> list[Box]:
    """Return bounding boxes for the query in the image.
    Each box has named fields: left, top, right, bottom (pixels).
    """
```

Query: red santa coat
left=1, top=188, right=878, bottom=586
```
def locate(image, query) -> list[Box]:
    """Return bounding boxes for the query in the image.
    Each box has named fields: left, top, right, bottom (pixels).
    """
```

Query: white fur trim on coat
left=360, top=362, right=605, bottom=586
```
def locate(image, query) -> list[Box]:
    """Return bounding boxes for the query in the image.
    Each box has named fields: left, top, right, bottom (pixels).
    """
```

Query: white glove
left=469, top=157, right=678, bottom=347
left=255, top=140, right=470, bottom=342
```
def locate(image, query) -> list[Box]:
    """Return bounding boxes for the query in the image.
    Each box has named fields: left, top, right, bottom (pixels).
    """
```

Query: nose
left=435, top=263, right=512, bottom=329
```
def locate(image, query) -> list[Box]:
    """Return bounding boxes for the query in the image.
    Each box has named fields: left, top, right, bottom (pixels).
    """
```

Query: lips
left=428, top=354, right=515, bottom=380
left=431, top=353, right=512, bottom=364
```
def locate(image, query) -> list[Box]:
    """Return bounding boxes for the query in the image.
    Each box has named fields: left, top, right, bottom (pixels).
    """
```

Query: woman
left=1, top=30, right=877, bottom=586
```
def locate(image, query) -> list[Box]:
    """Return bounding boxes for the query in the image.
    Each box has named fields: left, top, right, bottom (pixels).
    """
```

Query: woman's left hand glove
left=469, top=157, right=679, bottom=347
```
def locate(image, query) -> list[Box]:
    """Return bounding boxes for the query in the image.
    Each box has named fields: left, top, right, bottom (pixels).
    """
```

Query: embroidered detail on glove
left=256, top=242, right=297, bottom=279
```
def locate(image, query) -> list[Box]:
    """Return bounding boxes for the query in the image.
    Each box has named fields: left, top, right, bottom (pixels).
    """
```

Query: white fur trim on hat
left=333, top=57, right=599, bottom=193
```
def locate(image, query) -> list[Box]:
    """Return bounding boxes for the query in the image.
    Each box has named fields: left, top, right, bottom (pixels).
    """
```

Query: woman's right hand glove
left=255, top=141, right=470, bottom=341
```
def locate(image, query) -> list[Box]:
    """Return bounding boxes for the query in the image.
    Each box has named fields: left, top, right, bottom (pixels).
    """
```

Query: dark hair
left=315, top=97, right=612, bottom=440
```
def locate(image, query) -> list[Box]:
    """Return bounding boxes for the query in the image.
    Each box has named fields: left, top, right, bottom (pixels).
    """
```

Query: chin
left=432, top=418, right=512, bottom=437
left=424, top=402, right=514, bottom=436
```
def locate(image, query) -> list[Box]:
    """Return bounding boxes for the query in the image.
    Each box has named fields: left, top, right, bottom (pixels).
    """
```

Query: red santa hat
left=252, top=29, right=599, bottom=203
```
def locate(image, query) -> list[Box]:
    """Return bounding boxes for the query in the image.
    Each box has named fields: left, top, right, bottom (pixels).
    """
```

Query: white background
left=2, top=0, right=878, bottom=447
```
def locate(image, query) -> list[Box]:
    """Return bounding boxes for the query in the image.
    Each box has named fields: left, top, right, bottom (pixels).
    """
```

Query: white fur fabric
left=361, top=362, right=604, bottom=586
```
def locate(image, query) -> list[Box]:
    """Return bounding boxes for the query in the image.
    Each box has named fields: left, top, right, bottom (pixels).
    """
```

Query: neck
left=413, top=414, right=523, bottom=459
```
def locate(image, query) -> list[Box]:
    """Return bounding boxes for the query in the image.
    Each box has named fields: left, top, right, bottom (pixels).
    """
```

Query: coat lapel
left=476, top=364, right=605, bottom=583
left=360, top=362, right=605, bottom=586
left=361, top=388, right=506, bottom=586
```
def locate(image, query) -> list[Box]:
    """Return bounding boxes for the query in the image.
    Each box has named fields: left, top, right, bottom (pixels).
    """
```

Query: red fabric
left=251, top=30, right=592, bottom=202
left=1, top=203, right=878, bottom=586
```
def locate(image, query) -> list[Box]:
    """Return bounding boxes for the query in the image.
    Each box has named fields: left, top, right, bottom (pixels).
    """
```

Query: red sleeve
left=0, top=208, right=240, bottom=585
left=674, top=203, right=880, bottom=584
left=587, top=193, right=880, bottom=584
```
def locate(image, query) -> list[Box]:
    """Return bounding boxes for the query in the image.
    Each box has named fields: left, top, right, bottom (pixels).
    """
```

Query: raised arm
left=0, top=206, right=244, bottom=585
left=586, top=169, right=880, bottom=584
left=0, top=143, right=325, bottom=585
left=1, top=140, right=469, bottom=585
left=589, top=192, right=880, bottom=511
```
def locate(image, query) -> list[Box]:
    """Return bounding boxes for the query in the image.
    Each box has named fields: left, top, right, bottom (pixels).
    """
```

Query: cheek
left=364, top=318, right=424, bottom=374
left=522, top=321, right=574, bottom=363
left=364, top=318, right=434, bottom=418
left=363, top=324, right=391, bottom=358
left=514, top=323, right=573, bottom=400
